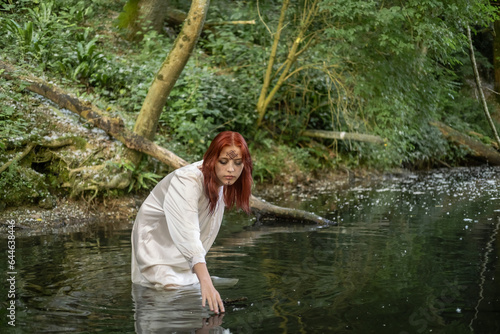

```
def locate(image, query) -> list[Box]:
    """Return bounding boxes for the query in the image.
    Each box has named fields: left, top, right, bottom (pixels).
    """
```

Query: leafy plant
left=1, top=0, right=499, bottom=190
left=108, top=159, right=162, bottom=192
left=4, top=19, right=41, bottom=54
left=73, top=37, right=106, bottom=80
left=0, top=162, right=50, bottom=206
left=0, top=78, right=39, bottom=151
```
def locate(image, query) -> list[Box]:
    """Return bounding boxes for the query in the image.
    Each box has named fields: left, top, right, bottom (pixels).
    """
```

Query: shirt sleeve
left=163, top=169, right=206, bottom=270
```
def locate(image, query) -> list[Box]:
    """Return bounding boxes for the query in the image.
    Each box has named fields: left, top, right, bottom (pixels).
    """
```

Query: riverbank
left=0, top=85, right=388, bottom=236
left=0, top=194, right=140, bottom=236
left=0, top=166, right=390, bottom=236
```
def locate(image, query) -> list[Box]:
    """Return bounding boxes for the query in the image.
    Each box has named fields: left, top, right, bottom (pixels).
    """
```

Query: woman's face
left=215, top=145, right=244, bottom=187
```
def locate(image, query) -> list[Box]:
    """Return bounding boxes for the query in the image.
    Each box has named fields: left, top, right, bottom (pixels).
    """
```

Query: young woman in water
left=131, top=131, right=253, bottom=314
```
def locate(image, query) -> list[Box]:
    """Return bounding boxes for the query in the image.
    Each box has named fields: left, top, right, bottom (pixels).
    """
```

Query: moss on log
left=431, top=121, right=500, bottom=165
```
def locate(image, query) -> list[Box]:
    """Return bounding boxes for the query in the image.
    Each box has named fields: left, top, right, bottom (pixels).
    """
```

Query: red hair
left=202, top=131, right=253, bottom=214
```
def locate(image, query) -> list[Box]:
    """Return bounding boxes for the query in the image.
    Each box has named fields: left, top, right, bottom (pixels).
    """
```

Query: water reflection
left=132, top=284, right=221, bottom=333
left=0, top=167, right=499, bottom=333
left=132, top=277, right=238, bottom=333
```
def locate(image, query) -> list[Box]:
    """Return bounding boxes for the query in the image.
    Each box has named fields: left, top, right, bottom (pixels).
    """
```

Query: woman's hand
left=193, top=262, right=225, bottom=314
left=196, top=314, right=225, bottom=334
left=200, top=280, right=224, bottom=314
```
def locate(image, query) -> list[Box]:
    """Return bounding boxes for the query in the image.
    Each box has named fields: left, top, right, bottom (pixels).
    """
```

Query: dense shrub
left=0, top=0, right=498, bottom=182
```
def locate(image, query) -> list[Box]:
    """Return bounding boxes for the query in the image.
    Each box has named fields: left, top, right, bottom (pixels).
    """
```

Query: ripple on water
left=2, top=167, right=500, bottom=333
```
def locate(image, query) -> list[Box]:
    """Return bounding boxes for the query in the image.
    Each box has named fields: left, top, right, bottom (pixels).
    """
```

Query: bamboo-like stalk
left=256, top=0, right=290, bottom=127
left=467, top=25, right=500, bottom=149
left=256, top=0, right=320, bottom=127
left=205, top=20, right=256, bottom=26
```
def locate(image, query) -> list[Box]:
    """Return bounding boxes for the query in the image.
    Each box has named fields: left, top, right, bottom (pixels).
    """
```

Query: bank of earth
left=0, top=166, right=391, bottom=236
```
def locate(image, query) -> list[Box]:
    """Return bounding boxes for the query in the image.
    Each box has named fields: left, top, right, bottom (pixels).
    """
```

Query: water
left=1, top=167, right=499, bottom=333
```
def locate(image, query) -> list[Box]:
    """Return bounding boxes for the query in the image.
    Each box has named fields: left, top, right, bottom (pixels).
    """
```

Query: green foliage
left=251, top=141, right=322, bottom=184
left=1, top=1, right=91, bottom=69
left=4, top=19, right=38, bottom=51
left=108, top=159, right=161, bottom=192
left=0, top=162, right=50, bottom=206
left=1, top=0, right=499, bottom=190
left=0, top=105, right=29, bottom=148
left=115, top=0, right=140, bottom=29
left=0, top=79, right=39, bottom=150
left=313, top=0, right=498, bottom=168
left=56, top=29, right=106, bottom=82
left=157, top=56, right=259, bottom=160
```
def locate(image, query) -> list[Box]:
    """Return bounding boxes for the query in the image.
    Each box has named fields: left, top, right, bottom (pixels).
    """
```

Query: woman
left=131, top=131, right=253, bottom=314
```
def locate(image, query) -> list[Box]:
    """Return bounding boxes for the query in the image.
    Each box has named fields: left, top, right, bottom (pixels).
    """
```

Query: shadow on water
left=1, top=166, right=499, bottom=333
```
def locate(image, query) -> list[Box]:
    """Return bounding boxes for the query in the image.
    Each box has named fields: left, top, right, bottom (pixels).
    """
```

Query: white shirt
left=131, top=161, right=225, bottom=288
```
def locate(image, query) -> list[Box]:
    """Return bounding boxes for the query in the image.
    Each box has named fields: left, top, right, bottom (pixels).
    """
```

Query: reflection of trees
left=6, top=169, right=499, bottom=332
left=468, top=218, right=500, bottom=332
left=239, top=170, right=499, bottom=332
left=12, top=225, right=134, bottom=332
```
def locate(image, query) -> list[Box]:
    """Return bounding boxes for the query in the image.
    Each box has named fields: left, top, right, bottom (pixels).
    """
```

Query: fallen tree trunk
left=0, top=61, right=188, bottom=170
left=302, top=129, right=385, bottom=144
left=431, top=121, right=500, bottom=165
left=1, top=61, right=335, bottom=225
left=0, top=143, right=35, bottom=174
left=250, top=196, right=332, bottom=225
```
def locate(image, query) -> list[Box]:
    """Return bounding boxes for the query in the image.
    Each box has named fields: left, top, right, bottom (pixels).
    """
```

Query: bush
left=0, top=163, right=50, bottom=206
left=1, top=0, right=498, bottom=188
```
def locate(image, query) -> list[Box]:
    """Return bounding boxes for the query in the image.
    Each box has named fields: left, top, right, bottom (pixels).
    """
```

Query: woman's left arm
left=163, top=171, right=207, bottom=268
left=193, top=262, right=225, bottom=314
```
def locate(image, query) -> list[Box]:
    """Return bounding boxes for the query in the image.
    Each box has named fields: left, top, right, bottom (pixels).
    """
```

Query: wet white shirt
left=131, top=161, right=225, bottom=288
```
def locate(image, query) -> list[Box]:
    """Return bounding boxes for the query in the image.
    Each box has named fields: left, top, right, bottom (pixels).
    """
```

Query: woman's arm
left=193, top=262, right=225, bottom=314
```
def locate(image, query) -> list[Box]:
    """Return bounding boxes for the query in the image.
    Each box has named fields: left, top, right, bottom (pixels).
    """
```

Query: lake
left=1, top=167, right=499, bottom=333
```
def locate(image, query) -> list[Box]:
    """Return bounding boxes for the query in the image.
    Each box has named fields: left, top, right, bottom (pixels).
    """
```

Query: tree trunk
left=120, top=0, right=170, bottom=41
left=0, top=60, right=335, bottom=225
left=128, top=0, right=210, bottom=166
left=256, top=0, right=319, bottom=127
left=467, top=25, right=500, bottom=149
left=494, top=19, right=500, bottom=101
left=256, top=0, right=289, bottom=127
left=431, top=121, right=500, bottom=165
left=302, top=129, right=384, bottom=144
left=250, top=196, right=331, bottom=225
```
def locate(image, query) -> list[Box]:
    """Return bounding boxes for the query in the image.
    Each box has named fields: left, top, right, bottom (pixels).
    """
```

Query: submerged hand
left=200, top=279, right=225, bottom=313
left=193, top=262, right=225, bottom=313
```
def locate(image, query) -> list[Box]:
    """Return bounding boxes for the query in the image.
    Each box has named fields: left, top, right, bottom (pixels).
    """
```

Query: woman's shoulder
left=172, top=161, right=203, bottom=181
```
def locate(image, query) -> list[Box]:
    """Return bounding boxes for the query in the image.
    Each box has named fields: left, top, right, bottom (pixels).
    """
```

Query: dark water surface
left=1, top=167, right=500, bottom=333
